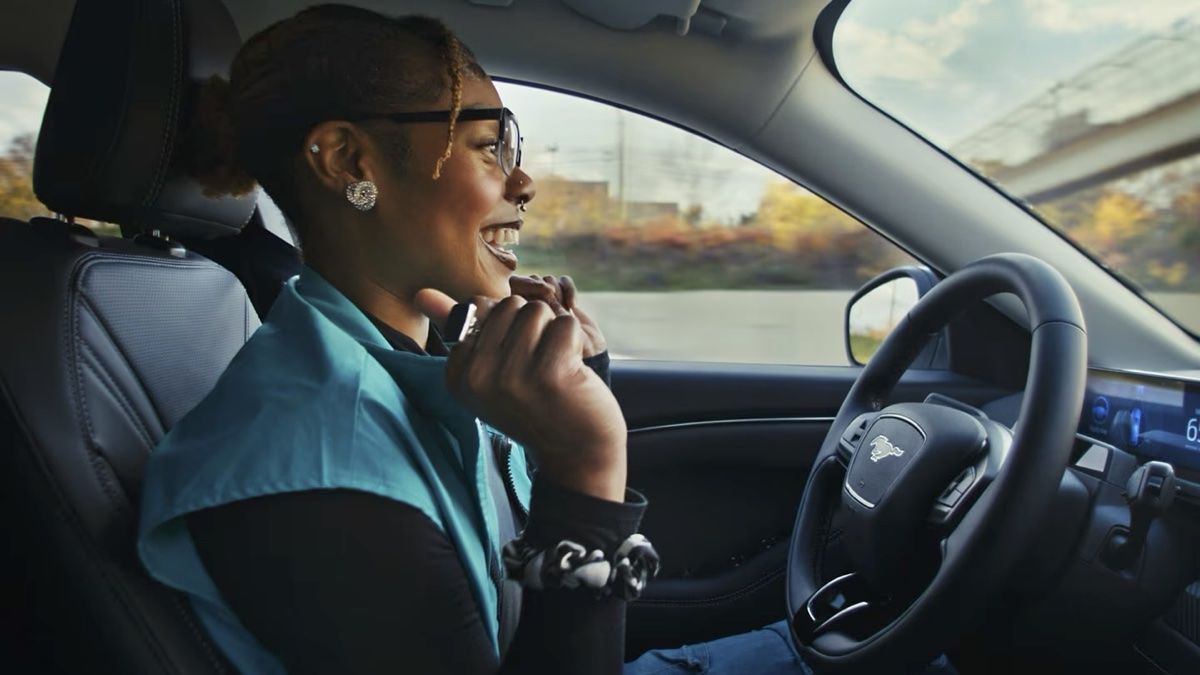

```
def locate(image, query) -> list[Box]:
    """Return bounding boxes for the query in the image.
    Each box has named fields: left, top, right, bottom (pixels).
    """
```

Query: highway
left=583, top=290, right=1200, bottom=365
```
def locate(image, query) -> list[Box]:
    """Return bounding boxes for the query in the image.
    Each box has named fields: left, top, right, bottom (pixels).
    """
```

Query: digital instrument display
left=1078, top=369, right=1200, bottom=472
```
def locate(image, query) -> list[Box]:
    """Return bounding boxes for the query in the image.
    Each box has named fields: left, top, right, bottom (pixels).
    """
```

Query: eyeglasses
left=353, top=107, right=523, bottom=176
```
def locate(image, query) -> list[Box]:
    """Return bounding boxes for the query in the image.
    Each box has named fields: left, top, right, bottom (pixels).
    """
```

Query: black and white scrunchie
left=502, top=533, right=661, bottom=601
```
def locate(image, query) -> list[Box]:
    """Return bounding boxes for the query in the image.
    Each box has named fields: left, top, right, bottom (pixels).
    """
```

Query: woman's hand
left=509, top=275, right=606, bottom=359
left=414, top=290, right=626, bottom=502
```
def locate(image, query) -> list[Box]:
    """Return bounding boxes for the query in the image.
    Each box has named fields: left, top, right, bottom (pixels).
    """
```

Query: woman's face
left=367, top=75, right=536, bottom=302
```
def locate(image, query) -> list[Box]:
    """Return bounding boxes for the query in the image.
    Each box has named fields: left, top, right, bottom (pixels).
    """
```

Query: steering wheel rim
left=786, top=253, right=1088, bottom=673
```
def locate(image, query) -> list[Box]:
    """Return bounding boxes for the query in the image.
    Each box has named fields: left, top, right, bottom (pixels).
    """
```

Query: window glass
left=496, top=82, right=916, bottom=365
left=257, top=192, right=296, bottom=246
left=0, top=71, right=119, bottom=235
left=833, top=1, right=1200, bottom=336
left=0, top=72, right=51, bottom=221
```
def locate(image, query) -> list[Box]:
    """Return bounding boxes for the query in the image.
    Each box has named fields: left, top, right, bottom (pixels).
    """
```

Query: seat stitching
left=78, top=335, right=157, bottom=451
left=67, top=273, right=128, bottom=517
left=143, top=0, right=183, bottom=207
left=67, top=255, right=240, bottom=672
left=0, top=378, right=180, bottom=673
left=76, top=287, right=171, bottom=433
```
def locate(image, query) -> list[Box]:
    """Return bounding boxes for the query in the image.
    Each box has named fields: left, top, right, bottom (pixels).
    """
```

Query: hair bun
left=182, top=75, right=257, bottom=198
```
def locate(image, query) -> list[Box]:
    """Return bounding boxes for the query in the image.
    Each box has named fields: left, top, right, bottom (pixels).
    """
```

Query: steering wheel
left=786, top=253, right=1087, bottom=673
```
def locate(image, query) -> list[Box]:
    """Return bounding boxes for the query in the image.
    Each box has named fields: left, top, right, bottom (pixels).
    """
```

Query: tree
left=753, top=180, right=860, bottom=248
left=1065, top=189, right=1154, bottom=269
left=0, top=134, right=49, bottom=220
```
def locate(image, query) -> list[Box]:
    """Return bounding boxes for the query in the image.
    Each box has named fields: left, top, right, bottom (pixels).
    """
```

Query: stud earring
left=309, top=144, right=320, bottom=154
left=345, top=180, right=378, bottom=211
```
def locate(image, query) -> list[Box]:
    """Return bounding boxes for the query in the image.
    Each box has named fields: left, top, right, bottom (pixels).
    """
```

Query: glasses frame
left=352, top=107, right=523, bottom=176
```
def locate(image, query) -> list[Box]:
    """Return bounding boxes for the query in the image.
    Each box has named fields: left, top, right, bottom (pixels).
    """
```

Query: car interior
left=1, top=0, right=1198, bottom=673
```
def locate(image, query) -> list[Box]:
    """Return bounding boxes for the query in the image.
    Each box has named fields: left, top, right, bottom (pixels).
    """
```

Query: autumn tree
left=0, top=134, right=49, bottom=220
left=754, top=180, right=860, bottom=249
left=1065, top=189, right=1154, bottom=269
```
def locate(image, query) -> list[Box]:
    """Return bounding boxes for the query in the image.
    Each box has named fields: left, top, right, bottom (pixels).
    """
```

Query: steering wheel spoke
left=791, top=572, right=874, bottom=643
left=837, top=412, right=878, bottom=466
left=928, top=416, right=1012, bottom=533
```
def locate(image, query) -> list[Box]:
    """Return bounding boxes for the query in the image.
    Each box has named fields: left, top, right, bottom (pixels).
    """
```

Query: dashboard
left=1078, top=368, right=1200, bottom=476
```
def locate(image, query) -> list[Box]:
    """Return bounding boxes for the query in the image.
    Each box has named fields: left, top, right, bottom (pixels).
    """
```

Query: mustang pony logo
left=868, top=435, right=905, bottom=462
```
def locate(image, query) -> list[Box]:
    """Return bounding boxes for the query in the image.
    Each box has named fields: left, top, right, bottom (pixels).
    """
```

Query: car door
left=615, top=359, right=1016, bottom=656
left=491, top=80, right=1022, bottom=656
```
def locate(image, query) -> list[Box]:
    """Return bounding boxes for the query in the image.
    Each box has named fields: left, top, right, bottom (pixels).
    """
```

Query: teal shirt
left=138, top=267, right=532, bottom=674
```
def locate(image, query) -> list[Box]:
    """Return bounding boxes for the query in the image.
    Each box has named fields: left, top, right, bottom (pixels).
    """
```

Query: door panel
left=615, top=361, right=1013, bottom=657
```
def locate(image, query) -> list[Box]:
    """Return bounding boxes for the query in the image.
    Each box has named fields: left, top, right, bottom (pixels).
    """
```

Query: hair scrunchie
left=502, top=533, right=660, bottom=601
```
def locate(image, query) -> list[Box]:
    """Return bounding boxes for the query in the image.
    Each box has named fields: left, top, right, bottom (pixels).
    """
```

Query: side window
left=497, top=82, right=917, bottom=365
left=0, top=72, right=120, bottom=235
left=0, top=72, right=51, bottom=221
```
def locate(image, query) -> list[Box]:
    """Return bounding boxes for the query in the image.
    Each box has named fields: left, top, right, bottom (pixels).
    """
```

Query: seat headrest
left=34, top=0, right=256, bottom=239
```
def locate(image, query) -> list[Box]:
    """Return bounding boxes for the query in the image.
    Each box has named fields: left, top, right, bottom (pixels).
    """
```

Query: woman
left=137, top=5, right=882, bottom=674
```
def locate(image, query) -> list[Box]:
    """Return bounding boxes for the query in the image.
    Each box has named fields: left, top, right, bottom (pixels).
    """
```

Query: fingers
left=412, top=288, right=457, bottom=332
left=469, top=296, right=525, bottom=358
left=571, top=302, right=596, bottom=326
left=499, top=300, right=555, bottom=368
left=445, top=295, right=499, bottom=396
left=534, top=314, right=585, bottom=376
left=555, top=275, right=577, bottom=311
left=510, top=275, right=569, bottom=315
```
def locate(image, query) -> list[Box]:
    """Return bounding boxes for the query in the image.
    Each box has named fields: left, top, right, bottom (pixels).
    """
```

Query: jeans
left=624, top=620, right=957, bottom=675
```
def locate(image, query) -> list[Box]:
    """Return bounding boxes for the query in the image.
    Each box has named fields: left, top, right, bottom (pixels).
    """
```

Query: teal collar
left=293, top=266, right=393, bottom=351
left=289, top=265, right=477, bottom=450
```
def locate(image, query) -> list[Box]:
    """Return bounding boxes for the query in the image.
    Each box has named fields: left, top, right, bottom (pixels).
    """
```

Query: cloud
left=1023, top=0, right=1200, bottom=33
left=835, top=0, right=993, bottom=88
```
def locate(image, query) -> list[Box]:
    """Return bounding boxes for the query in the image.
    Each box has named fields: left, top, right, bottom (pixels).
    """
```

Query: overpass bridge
left=952, top=19, right=1200, bottom=203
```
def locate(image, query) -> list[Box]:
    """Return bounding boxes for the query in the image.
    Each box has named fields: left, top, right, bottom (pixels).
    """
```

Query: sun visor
left=558, top=0, right=708, bottom=35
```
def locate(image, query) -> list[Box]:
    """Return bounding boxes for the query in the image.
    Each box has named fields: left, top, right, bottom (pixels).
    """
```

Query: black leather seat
left=0, top=0, right=259, bottom=672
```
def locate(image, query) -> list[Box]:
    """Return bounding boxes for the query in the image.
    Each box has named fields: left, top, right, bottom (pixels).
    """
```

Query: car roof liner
left=523, top=0, right=805, bottom=39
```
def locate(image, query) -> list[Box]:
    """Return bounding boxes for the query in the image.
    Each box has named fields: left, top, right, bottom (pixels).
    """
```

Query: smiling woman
left=135, top=6, right=645, bottom=675
left=834, top=0, right=1200, bottom=335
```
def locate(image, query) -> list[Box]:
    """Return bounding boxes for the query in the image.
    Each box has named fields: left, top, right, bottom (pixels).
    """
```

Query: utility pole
left=616, top=110, right=627, bottom=222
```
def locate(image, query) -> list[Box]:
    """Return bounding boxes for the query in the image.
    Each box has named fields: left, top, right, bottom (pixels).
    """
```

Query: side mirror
left=845, top=266, right=944, bottom=366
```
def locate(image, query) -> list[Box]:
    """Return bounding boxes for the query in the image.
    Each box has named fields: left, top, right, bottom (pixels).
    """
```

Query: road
left=583, top=290, right=854, bottom=365
left=581, top=290, right=1200, bottom=365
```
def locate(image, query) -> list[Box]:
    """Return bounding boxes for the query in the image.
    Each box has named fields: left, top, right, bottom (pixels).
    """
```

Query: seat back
left=0, top=0, right=260, bottom=671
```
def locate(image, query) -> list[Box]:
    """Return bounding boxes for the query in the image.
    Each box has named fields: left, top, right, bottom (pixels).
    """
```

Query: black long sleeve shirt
left=188, top=319, right=642, bottom=675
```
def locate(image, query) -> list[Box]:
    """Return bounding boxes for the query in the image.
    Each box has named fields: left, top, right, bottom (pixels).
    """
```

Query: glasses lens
left=502, top=113, right=520, bottom=174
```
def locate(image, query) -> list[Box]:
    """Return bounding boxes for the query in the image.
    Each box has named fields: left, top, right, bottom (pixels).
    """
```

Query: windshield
left=832, top=0, right=1200, bottom=336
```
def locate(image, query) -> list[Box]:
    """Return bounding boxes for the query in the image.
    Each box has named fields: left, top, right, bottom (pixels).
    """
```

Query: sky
left=834, top=0, right=1200, bottom=148
left=3, top=0, right=1199, bottom=221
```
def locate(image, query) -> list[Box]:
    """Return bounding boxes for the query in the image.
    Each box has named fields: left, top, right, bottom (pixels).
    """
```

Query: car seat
left=0, top=0, right=258, bottom=671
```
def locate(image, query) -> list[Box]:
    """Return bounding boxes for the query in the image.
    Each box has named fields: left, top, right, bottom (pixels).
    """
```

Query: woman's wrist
left=536, top=445, right=627, bottom=503
left=507, top=479, right=655, bottom=600
left=522, top=478, right=648, bottom=551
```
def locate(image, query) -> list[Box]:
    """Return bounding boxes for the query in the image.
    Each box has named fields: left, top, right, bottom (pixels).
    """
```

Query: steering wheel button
left=936, top=487, right=964, bottom=508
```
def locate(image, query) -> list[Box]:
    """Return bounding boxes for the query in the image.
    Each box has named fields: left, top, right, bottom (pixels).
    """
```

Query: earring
left=345, top=180, right=378, bottom=211
left=309, top=143, right=320, bottom=154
